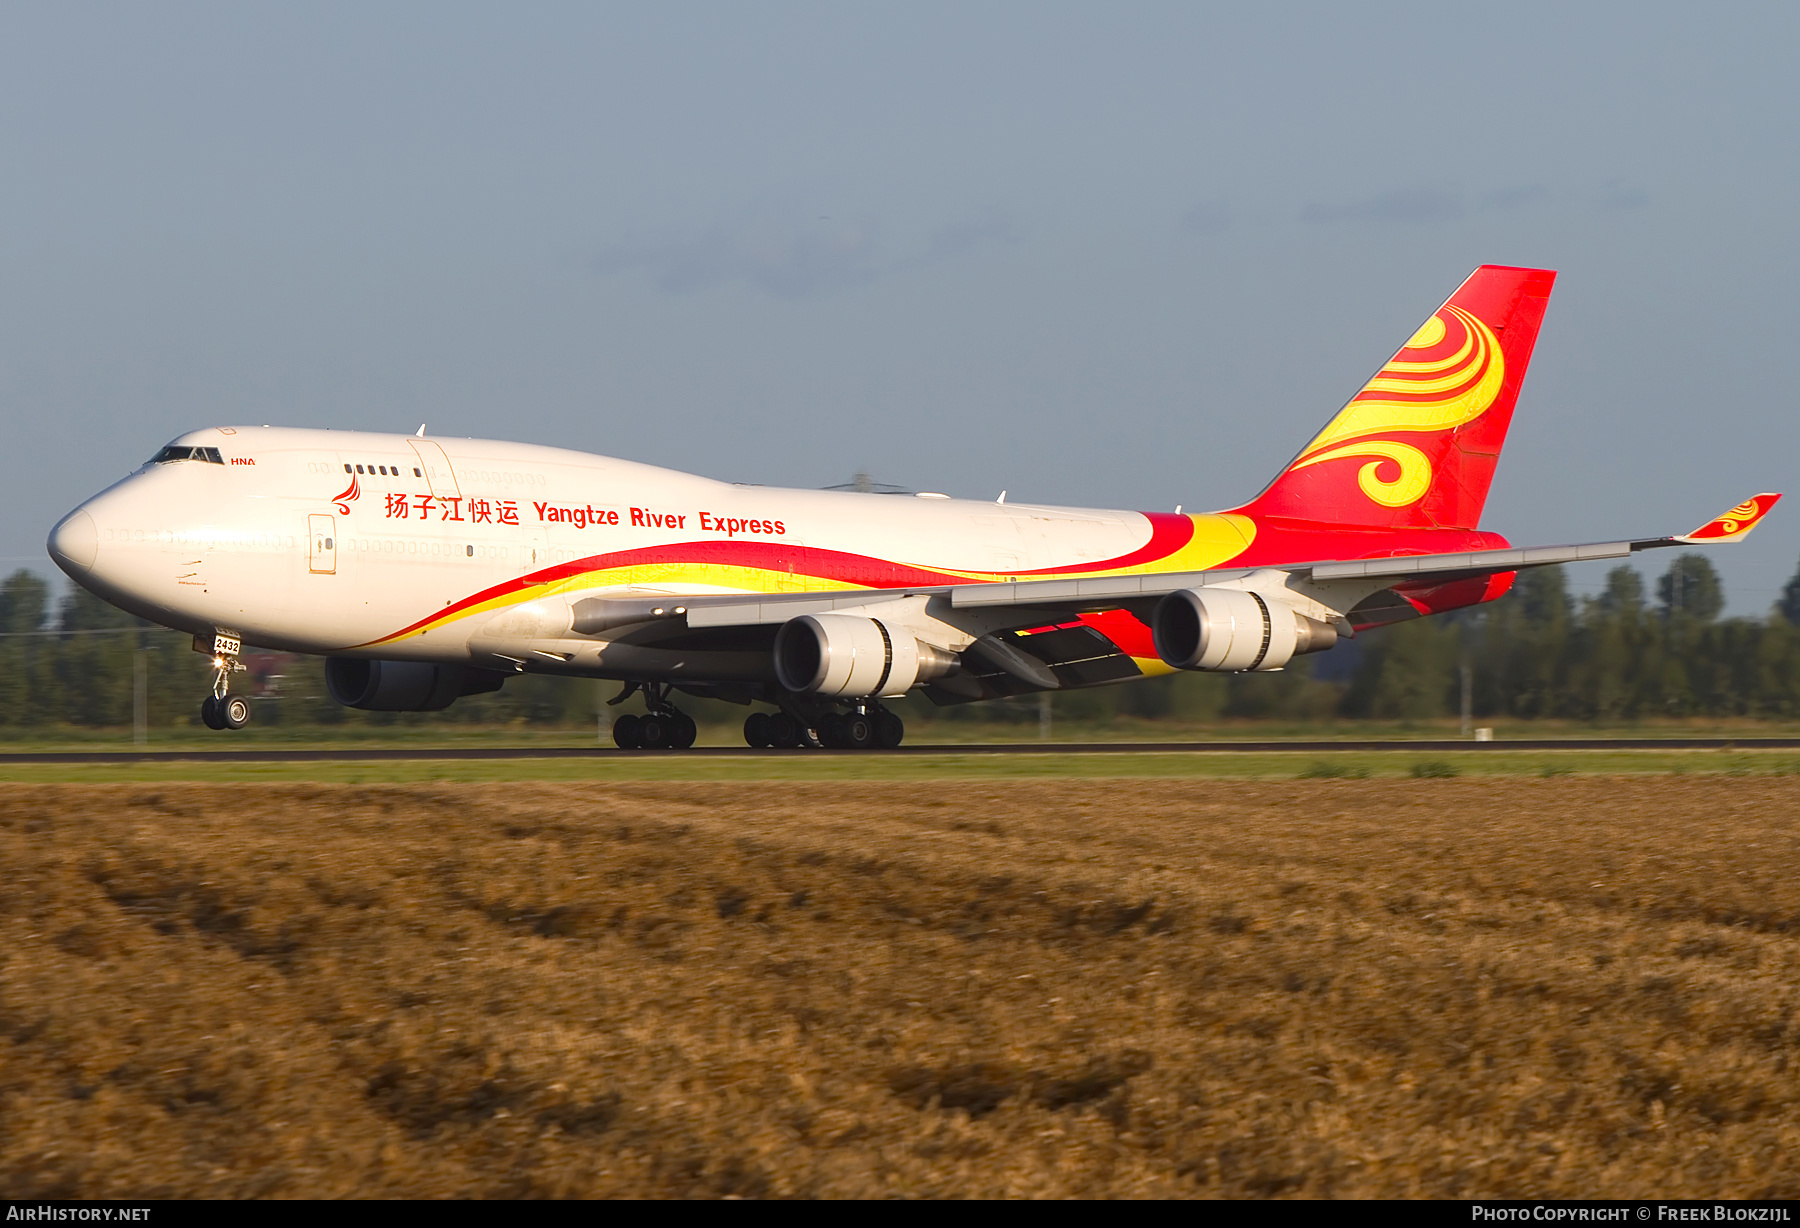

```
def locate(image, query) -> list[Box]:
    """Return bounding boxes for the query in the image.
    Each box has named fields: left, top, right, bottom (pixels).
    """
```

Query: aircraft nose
left=47, top=509, right=98, bottom=577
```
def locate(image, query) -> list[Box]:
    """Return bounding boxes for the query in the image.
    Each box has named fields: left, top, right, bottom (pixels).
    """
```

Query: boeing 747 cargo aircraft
left=46, top=266, right=1779, bottom=748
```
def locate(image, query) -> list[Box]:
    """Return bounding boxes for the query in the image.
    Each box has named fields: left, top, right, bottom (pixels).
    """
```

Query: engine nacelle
left=1151, top=587, right=1338, bottom=672
left=773, top=614, right=958, bottom=697
left=325, top=658, right=508, bottom=711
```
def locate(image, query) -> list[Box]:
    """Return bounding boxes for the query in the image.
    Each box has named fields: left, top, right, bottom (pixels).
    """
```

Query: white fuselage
left=50, top=426, right=1241, bottom=679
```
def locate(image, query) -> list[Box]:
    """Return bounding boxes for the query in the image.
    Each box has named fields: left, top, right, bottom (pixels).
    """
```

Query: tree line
left=4, top=551, right=1799, bottom=733
left=0, top=571, right=594, bottom=731
left=928, top=551, right=1800, bottom=727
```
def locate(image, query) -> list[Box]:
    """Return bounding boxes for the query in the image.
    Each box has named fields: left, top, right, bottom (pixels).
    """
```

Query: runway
left=3, top=737, right=1799, bottom=764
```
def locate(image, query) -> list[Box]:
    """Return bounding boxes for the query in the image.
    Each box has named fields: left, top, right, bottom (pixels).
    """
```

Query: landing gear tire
left=874, top=709, right=905, bottom=749
left=221, top=695, right=252, bottom=729
left=839, top=711, right=875, bottom=750
left=617, top=705, right=694, bottom=751
left=768, top=712, right=804, bottom=749
left=200, top=695, right=226, bottom=730
left=744, top=712, right=772, bottom=748
left=638, top=714, right=671, bottom=750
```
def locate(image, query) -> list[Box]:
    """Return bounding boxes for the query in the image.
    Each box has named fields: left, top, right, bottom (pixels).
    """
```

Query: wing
left=669, top=493, right=1781, bottom=624
left=563, top=494, right=1779, bottom=701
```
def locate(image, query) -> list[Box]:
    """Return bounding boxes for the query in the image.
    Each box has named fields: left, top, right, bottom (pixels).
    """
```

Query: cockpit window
left=150, top=445, right=224, bottom=465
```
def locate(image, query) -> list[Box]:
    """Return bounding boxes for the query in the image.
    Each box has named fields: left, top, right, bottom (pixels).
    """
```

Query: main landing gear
left=196, top=630, right=251, bottom=731
left=743, top=702, right=904, bottom=750
left=604, top=684, right=904, bottom=752
left=610, top=682, right=697, bottom=750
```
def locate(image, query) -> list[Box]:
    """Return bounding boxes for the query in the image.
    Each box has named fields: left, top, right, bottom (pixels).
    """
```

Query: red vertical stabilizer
left=1231, top=265, right=1555, bottom=532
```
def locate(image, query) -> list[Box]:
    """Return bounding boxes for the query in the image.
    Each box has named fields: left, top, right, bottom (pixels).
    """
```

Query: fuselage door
left=408, top=440, right=463, bottom=502
left=308, top=514, right=338, bottom=575
left=775, top=541, right=809, bottom=592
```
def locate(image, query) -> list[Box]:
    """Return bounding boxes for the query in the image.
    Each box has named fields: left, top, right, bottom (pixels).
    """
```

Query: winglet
left=1675, top=493, right=1781, bottom=544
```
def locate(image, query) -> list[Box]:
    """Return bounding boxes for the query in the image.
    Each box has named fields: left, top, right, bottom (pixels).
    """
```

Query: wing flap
left=951, top=570, right=1227, bottom=609
left=682, top=592, right=925, bottom=627
left=1308, top=540, right=1638, bottom=581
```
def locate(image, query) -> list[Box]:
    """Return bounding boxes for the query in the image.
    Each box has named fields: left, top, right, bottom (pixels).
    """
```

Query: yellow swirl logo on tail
left=1292, top=439, right=1432, bottom=507
left=1286, top=304, right=1506, bottom=508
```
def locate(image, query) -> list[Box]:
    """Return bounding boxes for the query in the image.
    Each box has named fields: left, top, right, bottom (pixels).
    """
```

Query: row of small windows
left=345, top=539, right=500, bottom=559
left=100, top=528, right=501, bottom=559
left=104, top=528, right=294, bottom=548
left=327, top=462, right=548, bottom=484
left=345, top=462, right=422, bottom=477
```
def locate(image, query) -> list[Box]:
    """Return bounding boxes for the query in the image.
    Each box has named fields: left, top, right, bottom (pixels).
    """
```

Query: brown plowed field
left=4, top=778, right=1800, bottom=1199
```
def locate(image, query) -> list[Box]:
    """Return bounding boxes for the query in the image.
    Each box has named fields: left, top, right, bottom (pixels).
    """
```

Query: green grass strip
left=5, top=748, right=1800, bottom=784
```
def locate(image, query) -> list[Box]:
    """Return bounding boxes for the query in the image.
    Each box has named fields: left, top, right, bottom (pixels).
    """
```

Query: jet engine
left=773, top=613, right=958, bottom=697
left=325, top=658, right=508, bottom=711
left=1151, top=587, right=1338, bottom=672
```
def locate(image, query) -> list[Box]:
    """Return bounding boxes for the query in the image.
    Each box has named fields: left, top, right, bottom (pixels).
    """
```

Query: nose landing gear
left=201, top=693, right=252, bottom=730
left=195, top=630, right=250, bottom=731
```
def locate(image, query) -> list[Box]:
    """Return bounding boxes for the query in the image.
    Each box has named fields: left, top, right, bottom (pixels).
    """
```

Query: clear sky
left=4, top=2, right=1796, bottom=612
